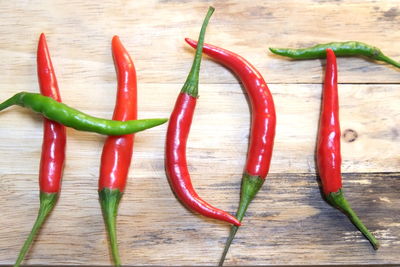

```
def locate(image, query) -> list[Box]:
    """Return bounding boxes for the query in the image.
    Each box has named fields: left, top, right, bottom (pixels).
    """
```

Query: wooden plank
left=0, top=0, right=399, bottom=86
left=0, top=172, right=398, bottom=265
left=0, top=83, right=399, bottom=265
left=0, top=83, right=398, bottom=175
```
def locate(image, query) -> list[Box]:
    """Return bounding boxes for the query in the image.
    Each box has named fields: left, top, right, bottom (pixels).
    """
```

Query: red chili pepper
left=165, top=7, right=240, bottom=227
left=317, top=48, right=379, bottom=250
left=317, top=48, right=342, bottom=196
left=98, top=36, right=137, bottom=266
left=185, top=39, right=276, bottom=266
left=14, top=33, right=67, bottom=266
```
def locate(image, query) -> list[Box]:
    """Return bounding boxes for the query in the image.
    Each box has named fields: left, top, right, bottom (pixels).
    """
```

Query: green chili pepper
left=0, top=92, right=167, bottom=135
left=269, top=41, right=400, bottom=69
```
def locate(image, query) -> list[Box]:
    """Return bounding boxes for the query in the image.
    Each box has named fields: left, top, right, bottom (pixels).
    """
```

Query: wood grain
left=0, top=83, right=398, bottom=174
left=0, top=0, right=399, bottom=85
left=0, top=0, right=399, bottom=266
left=0, top=172, right=398, bottom=265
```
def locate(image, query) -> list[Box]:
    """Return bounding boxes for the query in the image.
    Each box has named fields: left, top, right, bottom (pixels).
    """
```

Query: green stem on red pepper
left=326, top=190, right=379, bottom=250
left=15, top=193, right=58, bottom=266
left=181, top=7, right=215, bottom=98
left=98, top=35, right=137, bottom=266
left=14, top=34, right=66, bottom=267
left=99, top=188, right=123, bottom=266
left=219, top=174, right=264, bottom=266
left=317, top=48, right=379, bottom=250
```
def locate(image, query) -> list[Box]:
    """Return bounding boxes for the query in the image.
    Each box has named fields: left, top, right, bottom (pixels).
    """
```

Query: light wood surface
left=0, top=0, right=399, bottom=266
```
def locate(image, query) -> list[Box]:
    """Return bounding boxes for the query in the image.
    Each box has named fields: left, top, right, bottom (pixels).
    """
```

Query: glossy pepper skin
left=165, top=7, right=240, bottom=227
left=98, top=36, right=137, bottom=267
left=269, top=41, right=400, bottom=69
left=317, top=48, right=342, bottom=196
left=317, top=49, right=379, bottom=250
left=14, top=33, right=67, bottom=267
left=0, top=92, right=167, bottom=135
left=185, top=39, right=276, bottom=266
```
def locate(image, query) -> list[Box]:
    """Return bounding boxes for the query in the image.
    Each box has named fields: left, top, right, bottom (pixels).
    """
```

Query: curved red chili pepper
left=185, top=38, right=276, bottom=266
left=165, top=7, right=240, bottom=227
left=166, top=92, right=240, bottom=226
left=14, top=33, right=66, bottom=266
left=317, top=49, right=379, bottom=250
left=185, top=38, right=276, bottom=179
left=98, top=36, right=137, bottom=266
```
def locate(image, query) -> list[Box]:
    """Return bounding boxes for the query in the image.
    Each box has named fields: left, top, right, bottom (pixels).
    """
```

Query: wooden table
left=0, top=0, right=399, bottom=266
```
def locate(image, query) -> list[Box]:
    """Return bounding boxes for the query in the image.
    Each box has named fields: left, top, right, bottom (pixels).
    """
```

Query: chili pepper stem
left=376, top=54, right=400, bottom=69
left=326, top=189, right=380, bottom=250
left=219, top=174, right=264, bottom=266
left=14, top=193, right=58, bottom=267
left=218, top=225, right=238, bottom=267
left=99, top=188, right=123, bottom=267
left=181, top=6, right=214, bottom=97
